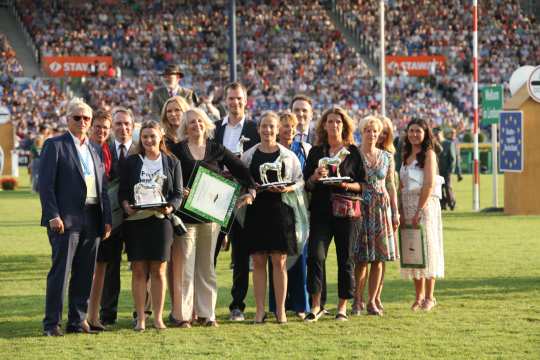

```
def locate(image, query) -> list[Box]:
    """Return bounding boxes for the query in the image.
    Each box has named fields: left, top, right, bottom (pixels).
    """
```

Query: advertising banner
left=386, top=55, right=446, bottom=77
left=42, top=56, right=113, bottom=77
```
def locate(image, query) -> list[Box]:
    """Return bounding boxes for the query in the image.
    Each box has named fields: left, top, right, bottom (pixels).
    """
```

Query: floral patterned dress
left=355, top=150, right=397, bottom=262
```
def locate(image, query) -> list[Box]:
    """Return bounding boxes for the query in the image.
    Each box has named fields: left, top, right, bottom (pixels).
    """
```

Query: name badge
left=85, top=174, right=97, bottom=198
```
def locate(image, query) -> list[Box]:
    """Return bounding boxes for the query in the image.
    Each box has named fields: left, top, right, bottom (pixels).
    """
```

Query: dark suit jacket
left=39, top=132, right=112, bottom=232
left=108, top=141, right=136, bottom=181
left=151, top=86, right=198, bottom=117
left=214, top=117, right=260, bottom=154
left=118, top=152, right=183, bottom=211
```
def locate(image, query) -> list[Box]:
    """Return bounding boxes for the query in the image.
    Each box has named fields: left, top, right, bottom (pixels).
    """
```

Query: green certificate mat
left=180, top=164, right=241, bottom=232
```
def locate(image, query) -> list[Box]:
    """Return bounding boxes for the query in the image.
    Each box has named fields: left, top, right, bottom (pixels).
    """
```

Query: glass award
left=132, top=173, right=168, bottom=209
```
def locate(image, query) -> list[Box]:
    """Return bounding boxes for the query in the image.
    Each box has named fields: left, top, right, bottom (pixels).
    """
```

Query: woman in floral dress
left=354, top=116, right=399, bottom=316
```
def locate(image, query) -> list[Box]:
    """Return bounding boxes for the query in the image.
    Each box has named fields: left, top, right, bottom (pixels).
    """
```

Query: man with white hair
left=39, top=98, right=112, bottom=336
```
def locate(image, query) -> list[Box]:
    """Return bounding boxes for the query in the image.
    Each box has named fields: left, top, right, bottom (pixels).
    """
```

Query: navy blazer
left=118, top=152, right=183, bottom=211
left=39, top=132, right=112, bottom=232
left=214, top=117, right=260, bottom=153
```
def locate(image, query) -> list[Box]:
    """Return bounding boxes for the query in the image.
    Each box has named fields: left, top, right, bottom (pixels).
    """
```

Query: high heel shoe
left=422, top=298, right=437, bottom=311
left=366, top=302, right=382, bottom=316
left=411, top=299, right=424, bottom=311
left=254, top=312, right=267, bottom=324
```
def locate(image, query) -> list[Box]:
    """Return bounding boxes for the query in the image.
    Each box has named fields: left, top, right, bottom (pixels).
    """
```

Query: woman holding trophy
left=238, top=111, right=306, bottom=324
left=170, top=108, right=256, bottom=327
left=303, top=106, right=365, bottom=322
left=119, top=121, right=183, bottom=331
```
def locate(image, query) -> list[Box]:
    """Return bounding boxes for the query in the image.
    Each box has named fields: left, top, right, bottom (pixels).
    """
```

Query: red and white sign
left=386, top=55, right=446, bottom=77
left=42, top=56, right=113, bottom=77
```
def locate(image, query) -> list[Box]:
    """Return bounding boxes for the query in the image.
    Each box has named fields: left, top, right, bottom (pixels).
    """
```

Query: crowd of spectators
left=335, top=0, right=540, bottom=119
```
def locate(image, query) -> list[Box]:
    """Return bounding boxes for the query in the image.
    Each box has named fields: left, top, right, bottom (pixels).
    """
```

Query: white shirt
left=114, top=139, right=133, bottom=159
left=222, top=115, right=245, bottom=154
left=69, top=131, right=98, bottom=202
left=140, top=154, right=164, bottom=184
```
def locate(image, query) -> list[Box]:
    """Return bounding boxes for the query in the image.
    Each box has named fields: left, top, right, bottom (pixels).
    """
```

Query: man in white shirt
left=291, top=94, right=316, bottom=145
left=213, top=82, right=260, bottom=321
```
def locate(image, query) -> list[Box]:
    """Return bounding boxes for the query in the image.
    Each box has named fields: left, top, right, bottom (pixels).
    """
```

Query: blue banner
left=499, top=111, right=523, bottom=172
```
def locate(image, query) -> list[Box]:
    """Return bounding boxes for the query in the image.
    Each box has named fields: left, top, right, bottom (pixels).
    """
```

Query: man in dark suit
left=214, top=82, right=259, bottom=321
left=39, top=98, right=112, bottom=336
left=291, top=94, right=316, bottom=144
left=438, top=129, right=457, bottom=210
left=150, top=64, right=198, bottom=117
left=98, top=107, right=135, bottom=325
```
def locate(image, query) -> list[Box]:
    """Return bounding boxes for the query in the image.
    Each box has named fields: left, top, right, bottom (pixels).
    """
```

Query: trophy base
left=258, top=181, right=296, bottom=190
left=131, top=202, right=168, bottom=210
left=319, top=176, right=353, bottom=185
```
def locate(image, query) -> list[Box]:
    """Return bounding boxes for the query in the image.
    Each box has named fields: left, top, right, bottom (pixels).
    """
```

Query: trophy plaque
left=132, top=173, right=168, bottom=209
left=258, top=154, right=295, bottom=190
left=318, top=147, right=353, bottom=185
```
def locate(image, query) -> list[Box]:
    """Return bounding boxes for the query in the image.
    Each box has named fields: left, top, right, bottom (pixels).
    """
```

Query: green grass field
left=0, top=171, right=539, bottom=359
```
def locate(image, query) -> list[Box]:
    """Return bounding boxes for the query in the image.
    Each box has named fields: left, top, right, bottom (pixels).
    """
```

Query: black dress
left=243, top=149, right=296, bottom=255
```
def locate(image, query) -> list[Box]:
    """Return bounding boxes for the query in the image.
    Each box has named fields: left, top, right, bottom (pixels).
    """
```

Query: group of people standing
left=38, top=70, right=445, bottom=336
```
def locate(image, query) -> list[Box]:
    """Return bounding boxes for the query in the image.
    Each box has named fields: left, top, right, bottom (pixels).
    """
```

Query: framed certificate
left=180, top=163, right=241, bottom=232
left=399, top=224, right=426, bottom=268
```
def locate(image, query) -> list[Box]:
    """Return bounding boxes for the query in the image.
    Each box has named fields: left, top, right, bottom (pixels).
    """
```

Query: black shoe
left=100, top=318, right=117, bottom=326
left=87, top=322, right=106, bottom=332
left=43, top=326, right=63, bottom=337
left=66, top=324, right=99, bottom=334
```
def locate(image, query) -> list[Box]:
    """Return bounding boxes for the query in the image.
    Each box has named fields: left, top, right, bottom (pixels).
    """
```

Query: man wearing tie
left=150, top=64, right=198, bottom=117
left=99, top=107, right=135, bottom=325
left=214, top=82, right=259, bottom=321
left=39, top=98, right=112, bottom=336
left=291, top=94, right=316, bottom=145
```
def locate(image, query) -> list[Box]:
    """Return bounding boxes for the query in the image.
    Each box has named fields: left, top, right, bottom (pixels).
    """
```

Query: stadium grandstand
left=1, top=0, right=538, bottom=153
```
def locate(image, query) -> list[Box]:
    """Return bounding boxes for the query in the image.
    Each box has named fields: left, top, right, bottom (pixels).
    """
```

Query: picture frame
left=399, top=224, right=426, bottom=268
left=180, top=163, right=241, bottom=233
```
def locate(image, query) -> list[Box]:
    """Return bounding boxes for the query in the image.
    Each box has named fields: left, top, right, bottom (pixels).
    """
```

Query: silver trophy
left=132, top=173, right=168, bottom=209
left=258, top=154, right=295, bottom=190
left=236, top=135, right=250, bottom=157
left=318, top=147, right=353, bottom=184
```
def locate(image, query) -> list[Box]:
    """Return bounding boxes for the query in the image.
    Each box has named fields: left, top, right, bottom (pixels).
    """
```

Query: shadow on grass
left=1, top=276, right=539, bottom=339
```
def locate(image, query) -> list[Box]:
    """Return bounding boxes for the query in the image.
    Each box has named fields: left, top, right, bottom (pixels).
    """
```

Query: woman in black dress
left=238, top=111, right=304, bottom=324
left=170, top=108, right=256, bottom=327
left=303, top=106, right=365, bottom=322
left=119, top=121, right=183, bottom=331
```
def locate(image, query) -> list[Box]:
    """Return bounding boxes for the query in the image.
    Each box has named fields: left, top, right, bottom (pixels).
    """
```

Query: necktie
left=119, top=144, right=126, bottom=162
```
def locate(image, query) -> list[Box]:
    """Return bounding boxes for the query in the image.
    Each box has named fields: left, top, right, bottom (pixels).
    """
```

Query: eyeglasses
left=72, top=115, right=91, bottom=122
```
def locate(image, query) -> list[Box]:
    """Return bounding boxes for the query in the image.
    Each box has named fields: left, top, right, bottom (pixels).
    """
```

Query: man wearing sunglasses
left=39, top=98, right=112, bottom=336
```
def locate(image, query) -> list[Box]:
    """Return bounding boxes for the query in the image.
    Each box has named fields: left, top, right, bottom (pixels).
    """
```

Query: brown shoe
left=411, top=299, right=424, bottom=311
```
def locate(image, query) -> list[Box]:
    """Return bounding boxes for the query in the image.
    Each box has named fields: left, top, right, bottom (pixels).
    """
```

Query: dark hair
left=402, top=118, right=436, bottom=169
left=137, top=120, right=171, bottom=156
left=224, top=82, right=247, bottom=97
left=289, top=94, right=313, bottom=110
left=92, top=109, right=112, bottom=125
left=315, top=106, right=355, bottom=146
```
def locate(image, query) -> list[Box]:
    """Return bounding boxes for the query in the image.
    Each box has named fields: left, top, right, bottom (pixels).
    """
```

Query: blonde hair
left=258, top=111, right=280, bottom=128
left=160, top=96, right=190, bottom=143
left=358, top=115, right=383, bottom=134
left=315, top=106, right=355, bottom=146
left=279, top=111, right=298, bottom=128
left=378, top=116, right=396, bottom=153
left=66, top=97, right=92, bottom=118
left=179, top=108, right=216, bottom=141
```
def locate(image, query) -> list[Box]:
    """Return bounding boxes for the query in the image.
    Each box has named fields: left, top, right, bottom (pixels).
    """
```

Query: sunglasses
left=72, top=115, right=91, bottom=122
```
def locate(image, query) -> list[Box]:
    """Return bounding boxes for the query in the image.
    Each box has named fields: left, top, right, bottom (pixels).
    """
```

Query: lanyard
left=77, top=144, right=93, bottom=176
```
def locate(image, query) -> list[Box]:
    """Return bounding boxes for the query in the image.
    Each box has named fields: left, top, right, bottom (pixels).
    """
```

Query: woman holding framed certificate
left=399, top=118, right=444, bottom=312
left=170, top=108, right=256, bottom=327
left=118, top=121, right=183, bottom=331
left=303, top=106, right=365, bottom=322
left=239, top=111, right=306, bottom=324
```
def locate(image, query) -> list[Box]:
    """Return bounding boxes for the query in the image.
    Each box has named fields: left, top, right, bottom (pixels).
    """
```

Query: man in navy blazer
left=39, top=98, right=112, bottom=336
